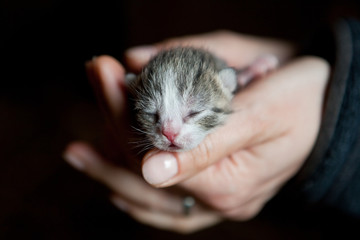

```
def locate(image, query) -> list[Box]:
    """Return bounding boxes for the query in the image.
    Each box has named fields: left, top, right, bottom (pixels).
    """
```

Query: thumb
left=141, top=111, right=253, bottom=188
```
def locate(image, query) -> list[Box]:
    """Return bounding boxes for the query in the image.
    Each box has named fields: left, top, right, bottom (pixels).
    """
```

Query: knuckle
left=223, top=207, right=259, bottom=221
left=205, top=191, right=260, bottom=219
left=212, top=29, right=240, bottom=40
left=222, top=202, right=263, bottom=221
left=191, top=139, right=213, bottom=170
left=173, top=223, right=196, bottom=234
left=213, top=29, right=233, bottom=37
left=169, top=218, right=201, bottom=234
left=206, top=195, right=240, bottom=213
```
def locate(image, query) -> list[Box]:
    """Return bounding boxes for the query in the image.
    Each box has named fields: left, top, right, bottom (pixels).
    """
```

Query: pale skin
left=64, top=31, right=330, bottom=233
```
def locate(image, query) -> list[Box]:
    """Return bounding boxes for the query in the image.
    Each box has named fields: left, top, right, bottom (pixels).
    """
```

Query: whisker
left=136, top=144, right=155, bottom=155
left=128, top=138, right=151, bottom=144
left=130, top=125, right=152, bottom=135
left=127, top=135, right=155, bottom=155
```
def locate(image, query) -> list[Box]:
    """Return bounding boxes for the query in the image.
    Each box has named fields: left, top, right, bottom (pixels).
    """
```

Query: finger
left=124, top=32, right=237, bottom=72
left=64, top=141, right=186, bottom=215
left=178, top=154, right=281, bottom=215
left=141, top=57, right=329, bottom=188
left=86, top=56, right=137, bottom=162
left=218, top=192, right=272, bottom=221
left=124, top=30, right=296, bottom=72
left=86, top=55, right=128, bottom=120
left=181, top=167, right=278, bottom=222
left=110, top=195, right=222, bottom=234
left=124, top=35, right=213, bottom=72
left=124, top=45, right=159, bottom=72
left=124, top=32, right=231, bottom=72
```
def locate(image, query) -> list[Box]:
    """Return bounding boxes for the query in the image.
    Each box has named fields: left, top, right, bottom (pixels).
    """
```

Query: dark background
left=1, top=0, right=359, bottom=239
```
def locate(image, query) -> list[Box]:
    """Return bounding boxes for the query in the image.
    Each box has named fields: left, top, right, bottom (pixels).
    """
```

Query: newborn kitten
left=127, top=47, right=277, bottom=152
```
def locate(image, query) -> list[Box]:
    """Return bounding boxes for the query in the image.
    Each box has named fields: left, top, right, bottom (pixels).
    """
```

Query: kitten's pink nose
left=162, top=128, right=178, bottom=143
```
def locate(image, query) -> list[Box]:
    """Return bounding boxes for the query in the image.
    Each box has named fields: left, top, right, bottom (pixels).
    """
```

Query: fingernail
left=85, top=56, right=97, bottom=69
left=125, top=45, right=157, bottom=62
left=110, top=196, right=128, bottom=212
left=142, top=152, right=178, bottom=185
left=63, top=152, right=85, bottom=171
left=85, top=61, right=92, bottom=72
left=63, top=143, right=99, bottom=171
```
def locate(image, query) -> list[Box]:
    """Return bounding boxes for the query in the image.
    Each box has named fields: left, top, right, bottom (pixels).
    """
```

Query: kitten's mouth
left=168, top=143, right=181, bottom=151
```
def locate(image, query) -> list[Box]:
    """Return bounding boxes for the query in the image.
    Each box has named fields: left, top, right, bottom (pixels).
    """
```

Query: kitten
left=126, top=47, right=277, bottom=152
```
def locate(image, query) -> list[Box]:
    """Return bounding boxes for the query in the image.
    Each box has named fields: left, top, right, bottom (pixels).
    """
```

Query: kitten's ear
left=219, top=68, right=237, bottom=93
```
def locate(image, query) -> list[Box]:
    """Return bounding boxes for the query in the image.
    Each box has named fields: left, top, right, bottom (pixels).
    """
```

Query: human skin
left=64, top=31, right=330, bottom=233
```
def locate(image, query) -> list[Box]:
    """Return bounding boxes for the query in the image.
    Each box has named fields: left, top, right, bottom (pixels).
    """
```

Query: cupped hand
left=64, top=31, right=329, bottom=233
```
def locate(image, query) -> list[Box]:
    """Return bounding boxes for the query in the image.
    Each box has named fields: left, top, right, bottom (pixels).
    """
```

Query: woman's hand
left=64, top=31, right=329, bottom=233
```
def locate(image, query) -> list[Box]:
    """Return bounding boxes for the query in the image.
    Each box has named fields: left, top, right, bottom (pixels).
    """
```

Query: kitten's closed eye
left=145, top=112, right=160, bottom=123
left=184, top=110, right=204, bottom=121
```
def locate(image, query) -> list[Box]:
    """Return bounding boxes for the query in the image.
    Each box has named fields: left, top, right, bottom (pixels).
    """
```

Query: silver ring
left=182, top=196, right=195, bottom=216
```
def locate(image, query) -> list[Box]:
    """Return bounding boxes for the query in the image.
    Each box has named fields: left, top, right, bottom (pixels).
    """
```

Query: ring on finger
left=182, top=196, right=196, bottom=216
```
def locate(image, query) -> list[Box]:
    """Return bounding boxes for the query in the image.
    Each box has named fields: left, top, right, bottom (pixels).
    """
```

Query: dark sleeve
left=292, top=18, right=360, bottom=218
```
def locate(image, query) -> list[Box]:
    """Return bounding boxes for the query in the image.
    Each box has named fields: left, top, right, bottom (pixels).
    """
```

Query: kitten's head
left=129, top=47, right=236, bottom=152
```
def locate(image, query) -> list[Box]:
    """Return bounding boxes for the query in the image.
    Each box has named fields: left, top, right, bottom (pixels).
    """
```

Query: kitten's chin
left=163, top=147, right=190, bottom=152
left=167, top=144, right=182, bottom=152
left=156, top=142, right=200, bottom=152
left=157, top=144, right=186, bottom=152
